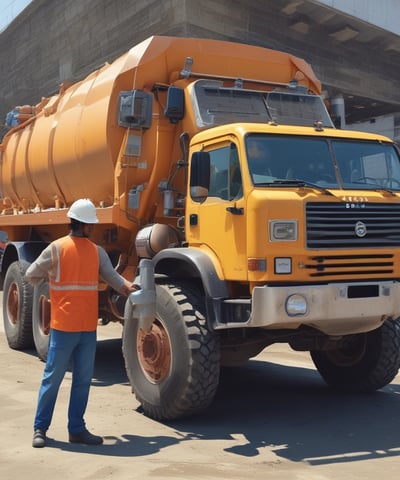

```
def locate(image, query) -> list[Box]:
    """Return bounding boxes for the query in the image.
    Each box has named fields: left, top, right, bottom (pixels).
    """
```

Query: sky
left=0, top=0, right=33, bottom=32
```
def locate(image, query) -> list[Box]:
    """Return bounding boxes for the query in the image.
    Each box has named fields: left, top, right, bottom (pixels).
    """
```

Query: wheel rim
left=7, top=282, right=20, bottom=325
left=137, top=319, right=172, bottom=383
left=39, top=294, right=51, bottom=336
left=326, top=334, right=367, bottom=367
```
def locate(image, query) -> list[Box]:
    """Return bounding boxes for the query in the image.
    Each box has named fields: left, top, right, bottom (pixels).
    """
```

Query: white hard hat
left=67, top=198, right=99, bottom=224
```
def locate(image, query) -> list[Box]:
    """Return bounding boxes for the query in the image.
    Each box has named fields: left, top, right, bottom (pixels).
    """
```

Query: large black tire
left=311, top=318, right=400, bottom=392
left=123, top=281, right=220, bottom=420
left=32, top=280, right=51, bottom=362
left=3, top=261, right=34, bottom=350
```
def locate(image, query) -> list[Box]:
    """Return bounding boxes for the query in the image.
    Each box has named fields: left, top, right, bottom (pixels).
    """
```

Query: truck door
left=187, top=141, right=247, bottom=281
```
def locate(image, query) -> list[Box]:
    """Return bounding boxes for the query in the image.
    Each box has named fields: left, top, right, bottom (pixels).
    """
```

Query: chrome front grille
left=306, top=202, right=400, bottom=248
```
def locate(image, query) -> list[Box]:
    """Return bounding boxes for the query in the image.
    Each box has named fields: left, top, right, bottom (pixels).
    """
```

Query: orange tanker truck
left=1, top=36, right=400, bottom=420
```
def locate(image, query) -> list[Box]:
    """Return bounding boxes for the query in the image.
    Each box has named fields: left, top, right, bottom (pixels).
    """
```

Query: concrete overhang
left=278, top=0, right=400, bottom=123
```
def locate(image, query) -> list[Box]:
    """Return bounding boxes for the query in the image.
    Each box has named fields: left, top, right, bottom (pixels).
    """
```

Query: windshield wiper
left=264, top=179, right=334, bottom=195
left=351, top=181, right=396, bottom=196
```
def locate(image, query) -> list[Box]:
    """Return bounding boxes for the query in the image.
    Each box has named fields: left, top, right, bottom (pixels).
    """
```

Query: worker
left=246, top=137, right=273, bottom=176
left=26, top=198, right=138, bottom=448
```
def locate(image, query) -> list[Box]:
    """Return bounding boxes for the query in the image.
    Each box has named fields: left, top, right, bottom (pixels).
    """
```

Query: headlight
left=269, top=220, right=298, bottom=241
left=285, top=294, right=307, bottom=316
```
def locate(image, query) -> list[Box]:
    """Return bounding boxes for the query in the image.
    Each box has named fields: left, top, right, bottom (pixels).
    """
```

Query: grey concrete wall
left=1, top=0, right=400, bottom=140
left=0, top=0, right=186, bottom=138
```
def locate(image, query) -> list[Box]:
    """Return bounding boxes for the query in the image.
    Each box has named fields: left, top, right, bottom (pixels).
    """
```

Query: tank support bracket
left=124, top=259, right=156, bottom=332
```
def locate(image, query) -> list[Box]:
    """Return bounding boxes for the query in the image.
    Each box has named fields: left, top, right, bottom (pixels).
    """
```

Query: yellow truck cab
left=187, top=123, right=400, bottom=334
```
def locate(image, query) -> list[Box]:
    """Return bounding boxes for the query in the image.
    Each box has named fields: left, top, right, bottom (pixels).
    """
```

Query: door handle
left=226, top=207, right=244, bottom=215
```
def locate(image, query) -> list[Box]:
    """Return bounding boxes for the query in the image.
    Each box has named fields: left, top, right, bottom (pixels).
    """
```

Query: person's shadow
left=43, top=432, right=183, bottom=456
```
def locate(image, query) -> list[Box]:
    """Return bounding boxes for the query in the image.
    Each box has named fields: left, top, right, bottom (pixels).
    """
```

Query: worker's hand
left=122, top=282, right=140, bottom=296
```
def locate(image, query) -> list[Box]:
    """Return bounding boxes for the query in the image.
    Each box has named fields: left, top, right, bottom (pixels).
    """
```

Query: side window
left=208, top=144, right=242, bottom=200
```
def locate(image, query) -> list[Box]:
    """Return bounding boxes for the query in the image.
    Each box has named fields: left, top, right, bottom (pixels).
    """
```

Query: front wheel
left=32, top=280, right=51, bottom=361
left=123, top=281, right=220, bottom=420
left=3, top=261, right=34, bottom=350
left=311, top=318, right=400, bottom=392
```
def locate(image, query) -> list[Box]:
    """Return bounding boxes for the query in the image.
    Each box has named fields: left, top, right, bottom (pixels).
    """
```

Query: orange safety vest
left=49, top=235, right=99, bottom=332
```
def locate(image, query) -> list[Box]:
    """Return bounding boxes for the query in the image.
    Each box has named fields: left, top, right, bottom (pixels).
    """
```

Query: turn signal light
left=248, top=258, right=267, bottom=272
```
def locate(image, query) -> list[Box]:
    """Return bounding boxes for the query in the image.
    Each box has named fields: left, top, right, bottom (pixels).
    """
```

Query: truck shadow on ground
left=169, top=360, right=400, bottom=466
left=56, top=336, right=400, bottom=464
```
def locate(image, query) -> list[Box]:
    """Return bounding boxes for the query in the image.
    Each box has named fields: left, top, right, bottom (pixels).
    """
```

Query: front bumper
left=216, top=280, right=400, bottom=335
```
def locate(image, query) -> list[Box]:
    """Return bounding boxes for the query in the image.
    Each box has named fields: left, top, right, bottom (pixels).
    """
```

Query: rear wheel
left=32, top=280, right=51, bottom=361
left=311, top=318, right=400, bottom=392
left=123, top=281, right=220, bottom=420
left=3, top=261, right=34, bottom=350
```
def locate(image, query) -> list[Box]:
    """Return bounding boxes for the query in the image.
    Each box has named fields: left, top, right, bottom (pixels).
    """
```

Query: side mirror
left=190, top=152, right=210, bottom=201
left=164, top=87, right=184, bottom=124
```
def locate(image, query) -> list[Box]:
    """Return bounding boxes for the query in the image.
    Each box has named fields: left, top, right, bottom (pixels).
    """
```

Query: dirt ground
left=1, top=301, right=400, bottom=480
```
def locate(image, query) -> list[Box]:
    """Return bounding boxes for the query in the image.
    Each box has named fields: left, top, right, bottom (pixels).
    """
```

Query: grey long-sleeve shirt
left=25, top=241, right=127, bottom=294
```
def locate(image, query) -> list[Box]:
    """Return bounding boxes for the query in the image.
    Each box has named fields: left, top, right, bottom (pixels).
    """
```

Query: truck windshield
left=190, top=80, right=333, bottom=128
left=333, top=140, right=400, bottom=190
left=245, top=135, right=400, bottom=191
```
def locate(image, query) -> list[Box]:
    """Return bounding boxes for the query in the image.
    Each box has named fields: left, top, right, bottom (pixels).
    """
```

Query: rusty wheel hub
left=327, top=335, right=367, bottom=367
left=7, top=282, right=20, bottom=325
left=137, top=320, right=171, bottom=382
left=39, top=295, right=51, bottom=336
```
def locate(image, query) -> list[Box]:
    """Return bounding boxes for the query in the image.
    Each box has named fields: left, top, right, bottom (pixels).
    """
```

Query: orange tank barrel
left=0, top=36, right=321, bottom=213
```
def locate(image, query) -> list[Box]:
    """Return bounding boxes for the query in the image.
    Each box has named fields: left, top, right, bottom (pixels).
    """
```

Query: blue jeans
left=33, top=329, right=97, bottom=434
